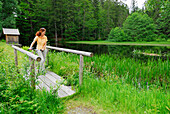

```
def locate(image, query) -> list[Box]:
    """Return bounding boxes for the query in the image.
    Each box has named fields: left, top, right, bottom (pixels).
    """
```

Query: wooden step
left=37, top=71, right=76, bottom=98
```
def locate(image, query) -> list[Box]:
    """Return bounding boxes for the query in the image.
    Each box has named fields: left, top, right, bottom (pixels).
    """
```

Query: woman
left=29, top=28, right=48, bottom=71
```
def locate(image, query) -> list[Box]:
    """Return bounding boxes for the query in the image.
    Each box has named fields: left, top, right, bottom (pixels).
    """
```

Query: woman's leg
left=41, top=49, right=47, bottom=70
left=37, top=50, right=45, bottom=71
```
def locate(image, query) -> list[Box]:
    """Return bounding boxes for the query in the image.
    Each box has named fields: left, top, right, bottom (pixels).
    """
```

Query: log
left=12, top=45, right=41, bottom=62
left=79, top=55, right=83, bottom=86
left=14, top=49, right=18, bottom=67
left=46, top=46, right=93, bottom=57
left=46, top=49, right=49, bottom=66
left=30, top=58, right=35, bottom=89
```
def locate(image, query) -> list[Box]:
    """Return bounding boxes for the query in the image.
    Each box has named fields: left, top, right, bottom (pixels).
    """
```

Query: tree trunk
left=83, top=8, right=85, bottom=40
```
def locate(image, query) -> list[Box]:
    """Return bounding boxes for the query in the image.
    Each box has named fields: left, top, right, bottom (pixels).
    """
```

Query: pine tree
left=131, top=0, right=138, bottom=13
left=156, top=1, right=170, bottom=40
left=0, top=1, right=2, bottom=32
left=16, top=0, right=37, bottom=45
left=145, top=0, right=166, bottom=21
left=1, top=0, right=19, bottom=28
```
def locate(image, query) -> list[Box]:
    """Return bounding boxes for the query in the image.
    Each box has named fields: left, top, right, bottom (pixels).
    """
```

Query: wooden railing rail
left=46, top=46, right=93, bottom=86
left=12, top=45, right=41, bottom=62
left=46, top=46, right=93, bottom=57
left=12, top=45, right=41, bottom=89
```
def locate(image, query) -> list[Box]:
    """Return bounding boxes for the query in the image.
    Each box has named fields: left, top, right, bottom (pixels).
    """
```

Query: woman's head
left=36, top=28, right=46, bottom=36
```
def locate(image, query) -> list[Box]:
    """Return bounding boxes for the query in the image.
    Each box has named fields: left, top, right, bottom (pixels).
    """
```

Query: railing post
left=46, top=49, right=49, bottom=66
left=30, top=58, right=35, bottom=89
left=14, top=49, right=18, bottom=67
left=79, top=55, right=83, bottom=86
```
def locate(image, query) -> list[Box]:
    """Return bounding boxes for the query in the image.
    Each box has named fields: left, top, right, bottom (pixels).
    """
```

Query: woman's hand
left=28, top=47, right=33, bottom=50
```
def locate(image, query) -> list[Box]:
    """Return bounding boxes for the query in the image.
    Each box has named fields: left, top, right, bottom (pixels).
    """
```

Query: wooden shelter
left=3, top=28, right=20, bottom=44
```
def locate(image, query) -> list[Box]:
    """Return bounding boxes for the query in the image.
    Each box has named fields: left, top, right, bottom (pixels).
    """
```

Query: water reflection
left=50, top=43, right=170, bottom=60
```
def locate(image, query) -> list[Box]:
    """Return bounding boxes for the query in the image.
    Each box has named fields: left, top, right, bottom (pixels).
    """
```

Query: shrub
left=108, top=27, right=126, bottom=42
left=123, top=12, right=157, bottom=42
left=1, top=39, right=6, bottom=42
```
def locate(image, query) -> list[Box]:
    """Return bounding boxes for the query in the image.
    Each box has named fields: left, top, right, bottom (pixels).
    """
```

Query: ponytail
left=35, top=28, right=46, bottom=36
left=36, top=31, right=41, bottom=36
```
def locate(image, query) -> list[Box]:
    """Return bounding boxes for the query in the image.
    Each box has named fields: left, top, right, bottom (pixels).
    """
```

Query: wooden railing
left=46, top=46, right=93, bottom=86
left=12, top=45, right=41, bottom=89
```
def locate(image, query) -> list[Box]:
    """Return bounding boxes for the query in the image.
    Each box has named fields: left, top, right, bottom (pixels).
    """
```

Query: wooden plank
left=60, top=85, right=75, bottom=95
left=47, top=71, right=62, bottom=81
left=38, top=75, right=70, bottom=98
left=36, top=71, right=76, bottom=98
left=39, top=75, right=56, bottom=88
left=37, top=79, right=50, bottom=92
left=45, top=73, right=62, bottom=84
left=58, top=88, right=70, bottom=98
left=46, top=72, right=75, bottom=95
left=44, top=73, right=75, bottom=96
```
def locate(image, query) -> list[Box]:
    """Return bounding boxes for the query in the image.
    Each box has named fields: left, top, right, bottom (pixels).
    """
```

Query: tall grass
left=84, top=54, right=169, bottom=90
left=0, top=42, right=64, bottom=113
left=48, top=51, right=169, bottom=90
left=47, top=50, right=169, bottom=113
left=81, top=77, right=170, bottom=113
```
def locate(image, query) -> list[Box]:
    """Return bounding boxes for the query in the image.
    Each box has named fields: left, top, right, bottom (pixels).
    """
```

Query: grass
left=66, top=40, right=170, bottom=46
left=1, top=42, right=169, bottom=113
left=49, top=52, right=170, bottom=90
left=48, top=50, right=170, bottom=113
left=0, top=42, right=64, bottom=113
left=79, top=77, right=170, bottom=113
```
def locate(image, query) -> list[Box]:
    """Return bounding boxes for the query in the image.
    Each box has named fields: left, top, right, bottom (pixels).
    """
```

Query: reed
left=80, top=77, right=170, bottom=113
left=84, top=54, right=169, bottom=90
left=48, top=50, right=169, bottom=90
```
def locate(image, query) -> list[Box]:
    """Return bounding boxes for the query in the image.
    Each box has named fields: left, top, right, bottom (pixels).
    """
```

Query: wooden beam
left=30, top=58, right=35, bottom=89
left=14, top=49, right=18, bottom=67
left=46, top=46, right=93, bottom=57
left=79, top=55, right=83, bottom=86
left=46, top=49, right=49, bottom=66
left=5, top=35, right=8, bottom=43
left=12, top=45, right=41, bottom=62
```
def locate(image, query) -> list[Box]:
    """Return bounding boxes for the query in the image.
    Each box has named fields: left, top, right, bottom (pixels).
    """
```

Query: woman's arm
left=29, top=37, right=38, bottom=49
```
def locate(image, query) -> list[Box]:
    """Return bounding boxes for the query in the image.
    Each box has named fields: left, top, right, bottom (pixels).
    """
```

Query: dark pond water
left=50, top=42, right=170, bottom=61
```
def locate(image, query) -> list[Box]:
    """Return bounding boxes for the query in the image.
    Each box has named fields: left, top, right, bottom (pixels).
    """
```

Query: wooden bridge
left=12, top=45, right=93, bottom=98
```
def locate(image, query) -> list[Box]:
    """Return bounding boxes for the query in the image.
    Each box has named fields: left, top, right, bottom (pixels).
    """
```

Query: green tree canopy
left=156, top=1, right=170, bottom=40
left=145, top=0, right=166, bottom=21
left=0, top=1, right=2, bottom=32
left=123, top=12, right=157, bottom=42
left=1, top=0, right=19, bottom=28
left=108, top=27, right=125, bottom=42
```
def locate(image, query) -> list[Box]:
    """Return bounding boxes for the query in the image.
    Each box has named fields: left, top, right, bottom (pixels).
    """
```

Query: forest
left=0, top=0, right=169, bottom=45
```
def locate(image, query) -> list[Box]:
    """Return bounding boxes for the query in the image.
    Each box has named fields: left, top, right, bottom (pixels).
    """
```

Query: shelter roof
left=3, top=28, right=20, bottom=35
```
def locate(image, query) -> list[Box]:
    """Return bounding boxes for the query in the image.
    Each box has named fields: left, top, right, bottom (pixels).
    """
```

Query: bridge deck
left=36, top=71, right=76, bottom=98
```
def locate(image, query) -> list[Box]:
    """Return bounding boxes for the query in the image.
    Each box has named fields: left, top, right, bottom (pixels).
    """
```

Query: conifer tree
left=1, top=0, right=19, bottom=28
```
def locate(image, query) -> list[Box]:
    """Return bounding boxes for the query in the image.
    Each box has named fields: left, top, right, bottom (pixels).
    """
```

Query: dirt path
left=66, top=106, right=96, bottom=114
